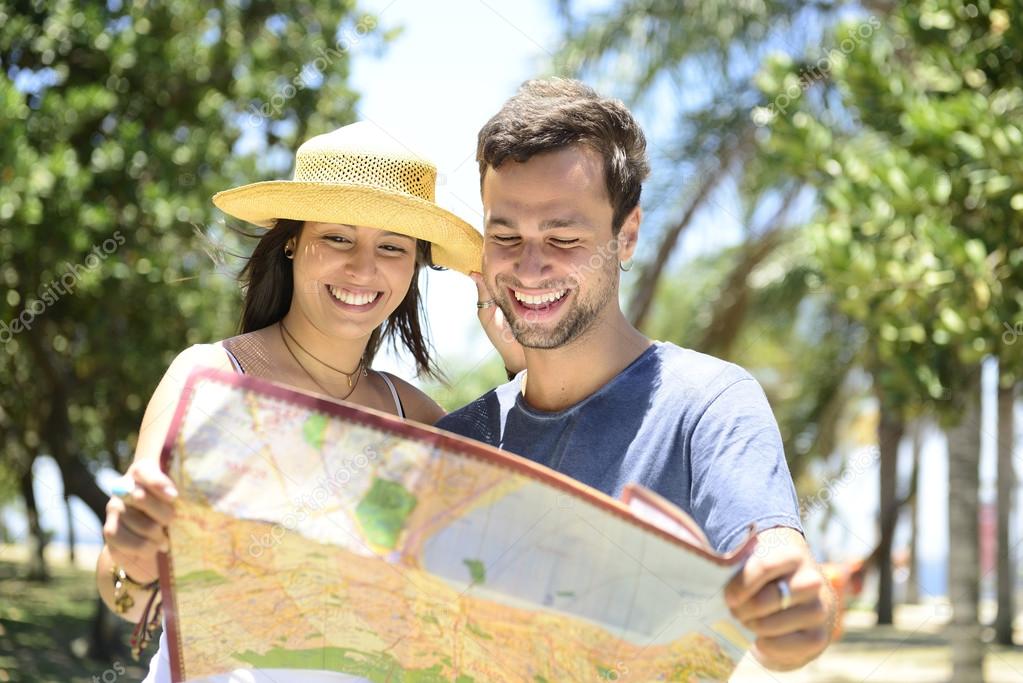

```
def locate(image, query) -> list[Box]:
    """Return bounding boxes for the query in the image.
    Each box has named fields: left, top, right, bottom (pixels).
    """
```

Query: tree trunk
left=947, top=374, right=984, bottom=682
left=56, top=454, right=109, bottom=521
left=876, top=393, right=904, bottom=625
left=19, top=457, right=49, bottom=581
left=65, top=492, right=76, bottom=566
left=22, top=324, right=109, bottom=521
left=906, top=420, right=924, bottom=604
left=87, top=598, right=119, bottom=661
left=696, top=202, right=793, bottom=359
left=995, top=381, right=1016, bottom=645
left=627, top=132, right=752, bottom=330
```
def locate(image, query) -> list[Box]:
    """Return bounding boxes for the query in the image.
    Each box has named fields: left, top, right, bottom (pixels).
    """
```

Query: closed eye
left=491, top=235, right=519, bottom=244
left=550, top=238, right=579, bottom=246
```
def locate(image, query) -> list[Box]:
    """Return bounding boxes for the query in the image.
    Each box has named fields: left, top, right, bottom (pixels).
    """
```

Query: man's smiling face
left=481, top=144, right=634, bottom=349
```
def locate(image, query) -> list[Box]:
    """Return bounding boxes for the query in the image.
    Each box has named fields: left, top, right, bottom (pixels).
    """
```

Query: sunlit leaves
left=0, top=0, right=384, bottom=477
left=755, top=0, right=1023, bottom=410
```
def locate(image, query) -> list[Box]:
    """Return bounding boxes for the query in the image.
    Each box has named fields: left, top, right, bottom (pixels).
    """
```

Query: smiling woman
left=92, top=121, right=500, bottom=682
left=237, top=217, right=435, bottom=381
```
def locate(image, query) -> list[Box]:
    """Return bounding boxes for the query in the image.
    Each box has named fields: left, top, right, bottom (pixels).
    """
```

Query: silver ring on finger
left=476, top=299, right=497, bottom=309
left=776, top=577, right=792, bottom=611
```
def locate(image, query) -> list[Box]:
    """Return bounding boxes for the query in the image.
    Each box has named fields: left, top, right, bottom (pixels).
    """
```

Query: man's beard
left=494, top=271, right=615, bottom=349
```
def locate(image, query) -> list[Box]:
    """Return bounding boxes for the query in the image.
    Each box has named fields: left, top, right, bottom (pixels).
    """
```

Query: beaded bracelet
left=110, top=565, right=161, bottom=659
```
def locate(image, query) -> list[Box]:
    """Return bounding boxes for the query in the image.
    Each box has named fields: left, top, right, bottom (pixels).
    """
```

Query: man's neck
left=521, top=312, right=651, bottom=412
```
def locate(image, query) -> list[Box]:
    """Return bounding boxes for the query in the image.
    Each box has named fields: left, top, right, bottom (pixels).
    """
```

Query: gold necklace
left=280, top=321, right=365, bottom=387
left=278, top=323, right=363, bottom=400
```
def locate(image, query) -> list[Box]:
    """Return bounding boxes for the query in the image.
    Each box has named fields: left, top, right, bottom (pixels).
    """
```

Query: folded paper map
left=158, top=367, right=758, bottom=682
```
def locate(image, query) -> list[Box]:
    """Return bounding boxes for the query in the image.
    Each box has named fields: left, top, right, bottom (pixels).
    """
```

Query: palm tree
left=947, top=374, right=984, bottom=681
left=995, top=378, right=1017, bottom=645
left=552, top=0, right=852, bottom=328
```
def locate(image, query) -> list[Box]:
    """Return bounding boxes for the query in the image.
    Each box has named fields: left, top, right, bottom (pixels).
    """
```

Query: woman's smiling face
left=290, top=221, right=418, bottom=341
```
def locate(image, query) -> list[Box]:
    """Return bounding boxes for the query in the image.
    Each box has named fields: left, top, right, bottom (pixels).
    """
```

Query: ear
left=616, top=205, right=642, bottom=262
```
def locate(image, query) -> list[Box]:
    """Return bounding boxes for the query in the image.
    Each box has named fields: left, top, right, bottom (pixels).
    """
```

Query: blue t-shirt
left=437, top=341, right=803, bottom=554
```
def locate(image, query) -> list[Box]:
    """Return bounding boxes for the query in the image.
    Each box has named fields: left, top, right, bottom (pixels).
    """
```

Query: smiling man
left=437, top=78, right=836, bottom=671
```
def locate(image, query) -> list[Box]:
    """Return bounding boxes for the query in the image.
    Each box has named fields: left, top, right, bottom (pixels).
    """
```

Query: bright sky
left=347, top=0, right=562, bottom=381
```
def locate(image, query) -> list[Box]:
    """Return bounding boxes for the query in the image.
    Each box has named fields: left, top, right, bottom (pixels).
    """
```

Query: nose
left=514, top=240, right=548, bottom=281
left=344, top=241, right=377, bottom=281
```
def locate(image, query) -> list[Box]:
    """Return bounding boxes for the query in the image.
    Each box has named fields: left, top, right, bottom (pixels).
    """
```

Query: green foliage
left=429, top=353, right=508, bottom=414
left=756, top=1, right=1023, bottom=418
left=0, top=0, right=385, bottom=492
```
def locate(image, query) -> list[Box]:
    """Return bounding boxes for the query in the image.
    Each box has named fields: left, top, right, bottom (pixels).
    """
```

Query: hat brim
left=212, top=181, right=482, bottom=275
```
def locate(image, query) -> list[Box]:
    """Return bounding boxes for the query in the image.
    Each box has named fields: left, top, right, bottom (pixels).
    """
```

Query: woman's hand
left=472, top=271, right=525, bottom=375
left=102, top=459, right=178, bottom=585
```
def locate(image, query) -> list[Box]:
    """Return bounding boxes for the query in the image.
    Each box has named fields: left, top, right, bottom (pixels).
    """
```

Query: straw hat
left=212, top=122, right=481, bottom=274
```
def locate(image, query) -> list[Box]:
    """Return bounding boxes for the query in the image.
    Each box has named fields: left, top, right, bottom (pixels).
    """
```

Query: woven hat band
left=292, top=152, right=436, bottom=203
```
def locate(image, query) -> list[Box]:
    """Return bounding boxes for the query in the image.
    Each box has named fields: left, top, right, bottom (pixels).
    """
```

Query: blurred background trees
left=1, top=0, right=381, bottom=568
left=757, top=5, right=1022, bottom=677
left=1, top=0, right=387, bottom=666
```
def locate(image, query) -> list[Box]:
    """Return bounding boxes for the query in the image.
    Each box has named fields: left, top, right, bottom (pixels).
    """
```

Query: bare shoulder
left=219, top=329, right=279, bottom=376
left=163, top=342, right=236, bottom=384
left=132, top=343, right=235, bottom=466
left=380, top=372, right=446, bottom=425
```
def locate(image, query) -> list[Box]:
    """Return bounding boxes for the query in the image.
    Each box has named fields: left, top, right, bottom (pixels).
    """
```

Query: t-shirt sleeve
left=688, top=377, right=804, bottom=554
left=434, top=392, right=501, bottom=446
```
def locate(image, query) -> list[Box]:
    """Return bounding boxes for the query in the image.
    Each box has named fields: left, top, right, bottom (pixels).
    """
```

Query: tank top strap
left=222, top=346, right=245, bottom=374
left=376, top=371, right=405, bottom=418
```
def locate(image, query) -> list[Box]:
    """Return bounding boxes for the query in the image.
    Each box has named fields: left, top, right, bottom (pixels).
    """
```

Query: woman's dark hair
left=237, top=218, right=442, bottom=378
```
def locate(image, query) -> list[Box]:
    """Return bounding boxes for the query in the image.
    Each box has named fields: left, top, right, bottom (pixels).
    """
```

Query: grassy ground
left=3, top=553, right=1023, bottom=682
left=0, top=558, right=149, bottom=683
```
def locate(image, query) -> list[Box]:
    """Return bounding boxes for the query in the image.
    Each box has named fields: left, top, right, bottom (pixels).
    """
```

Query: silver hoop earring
left=620, top=258, right=633, bottom=272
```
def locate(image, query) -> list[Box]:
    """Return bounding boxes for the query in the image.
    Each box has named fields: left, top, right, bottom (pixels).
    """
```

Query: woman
left=95, top=121, right=517, bottom=679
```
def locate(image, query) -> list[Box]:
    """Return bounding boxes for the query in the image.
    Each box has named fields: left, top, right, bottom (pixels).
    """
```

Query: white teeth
left=513, top=289, right=567, bottom=305
left=328, top=286, right=378, bottom=306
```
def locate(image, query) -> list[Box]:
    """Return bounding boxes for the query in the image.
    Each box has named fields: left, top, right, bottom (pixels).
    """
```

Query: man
left=438, top=78, right=836, bottom=671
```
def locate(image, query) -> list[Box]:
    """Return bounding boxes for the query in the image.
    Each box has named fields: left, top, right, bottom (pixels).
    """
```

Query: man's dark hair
left=477, top=78, right=651, bottom=233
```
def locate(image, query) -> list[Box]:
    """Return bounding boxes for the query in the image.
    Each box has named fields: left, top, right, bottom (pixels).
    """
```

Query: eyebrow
left=486, top=216, right=588, bottom=231
left=326, top=224, right=414, bottom=241
left=381, top=231, right=416, bottom=241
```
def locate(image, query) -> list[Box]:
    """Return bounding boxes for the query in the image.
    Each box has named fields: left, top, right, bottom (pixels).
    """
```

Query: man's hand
left=472, top=271, right=526, bottom=375
left=724, top=526, right=836, bottom=671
